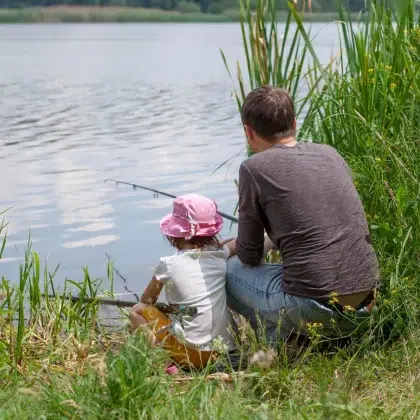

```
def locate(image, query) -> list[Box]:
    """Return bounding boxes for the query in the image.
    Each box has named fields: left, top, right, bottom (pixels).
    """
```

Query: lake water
left=0, top=22, right=341, bottom=297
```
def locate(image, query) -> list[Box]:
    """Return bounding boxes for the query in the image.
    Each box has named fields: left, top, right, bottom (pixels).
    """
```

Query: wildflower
left=306, top=322, right=323, bottom=338
left=329, top=291, right=339, bottom=305
left=211, top=336, right=229, bottom=354
left=375, top=157, right=382, bottom=163
left=385, top=65, right=392, bottom=71
left=344, top=305, right=356, bottom=313
left=368, top=68, right=374, bottom=74
left=390, top=83, right=397, bottom=90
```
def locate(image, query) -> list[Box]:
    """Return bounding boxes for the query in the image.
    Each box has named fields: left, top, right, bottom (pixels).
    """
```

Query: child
left=129, top=194, right=237, bottom=370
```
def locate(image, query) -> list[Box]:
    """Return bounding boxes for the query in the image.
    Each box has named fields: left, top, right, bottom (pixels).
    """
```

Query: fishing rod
left=42, top=293, right=197, bottom=316
left=105, top=178, right=238, bottom=224
left=42, top=293, right=136, bottom=308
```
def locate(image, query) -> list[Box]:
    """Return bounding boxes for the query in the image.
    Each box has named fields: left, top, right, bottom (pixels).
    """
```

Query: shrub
left=176, top=1, right=200, bottom=13
left=208, top=2, right=223, bottom=14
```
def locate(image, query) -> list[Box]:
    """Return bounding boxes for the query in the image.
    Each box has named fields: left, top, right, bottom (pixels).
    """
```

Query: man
left=225, top=86, right=379, bottom=342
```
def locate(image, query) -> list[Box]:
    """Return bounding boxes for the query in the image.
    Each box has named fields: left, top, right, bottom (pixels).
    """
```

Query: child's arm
left=221, top=234, right=276, bottom=260
left=223, top=239, right=237, bottom=258
left=140, top=277, right=164, bottom=305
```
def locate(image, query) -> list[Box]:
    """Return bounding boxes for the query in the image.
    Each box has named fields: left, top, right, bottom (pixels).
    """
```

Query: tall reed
left=294, top=0, right=419, bottom=334
left=0, top=222, right=114, bottom=374
left=220, top=0, right=319, bottom=156
left=223, top=0, right=420, bottom=336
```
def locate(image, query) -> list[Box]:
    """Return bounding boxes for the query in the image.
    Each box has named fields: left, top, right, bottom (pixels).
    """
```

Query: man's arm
left=235, top=163, right=265, bottom=266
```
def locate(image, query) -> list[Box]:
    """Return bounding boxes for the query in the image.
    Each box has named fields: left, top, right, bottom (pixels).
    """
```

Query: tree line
left=0, top=0, right=370, bottom=14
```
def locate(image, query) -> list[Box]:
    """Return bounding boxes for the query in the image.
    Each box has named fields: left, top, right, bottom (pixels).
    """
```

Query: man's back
left=237, top=142, right=379, bottom=299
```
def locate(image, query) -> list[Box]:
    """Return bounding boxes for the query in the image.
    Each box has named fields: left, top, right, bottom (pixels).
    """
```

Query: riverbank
left=0, top=232, right=419, bottom=417
left=0, top=237, right=419, bottom=418
left=0, top=6, right=357, bottom=23
left=2, top=325, right=420, bottom=418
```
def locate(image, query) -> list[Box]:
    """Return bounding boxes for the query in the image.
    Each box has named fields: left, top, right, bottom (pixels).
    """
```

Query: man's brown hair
left=241, top=85, right=296, bottom=141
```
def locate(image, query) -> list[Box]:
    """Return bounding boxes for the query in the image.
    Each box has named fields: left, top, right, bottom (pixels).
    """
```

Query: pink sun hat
left=160, top=194, right=223, bottom=240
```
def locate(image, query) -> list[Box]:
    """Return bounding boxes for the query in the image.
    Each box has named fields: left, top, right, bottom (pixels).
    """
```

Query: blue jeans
left=226, top=256, right=371, bottom=343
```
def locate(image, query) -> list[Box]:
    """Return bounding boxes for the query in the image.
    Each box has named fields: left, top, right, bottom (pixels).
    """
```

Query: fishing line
left=105, top=178, right=238, bottom=224
left=105, top=252, right=139, bottom=302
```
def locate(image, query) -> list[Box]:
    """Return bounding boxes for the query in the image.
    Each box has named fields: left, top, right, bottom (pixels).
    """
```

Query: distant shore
left=0, top=6, right=357, bottom=23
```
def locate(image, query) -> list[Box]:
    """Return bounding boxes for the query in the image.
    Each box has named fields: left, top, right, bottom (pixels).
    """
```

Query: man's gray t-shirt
left=236, top=142, right=379, bottom=299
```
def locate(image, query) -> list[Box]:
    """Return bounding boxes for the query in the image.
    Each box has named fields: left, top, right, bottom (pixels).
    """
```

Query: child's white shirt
left=153, top=245, right=236, bottom=351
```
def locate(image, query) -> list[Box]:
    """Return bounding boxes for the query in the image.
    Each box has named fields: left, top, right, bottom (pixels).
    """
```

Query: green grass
left=1, top=329, right=420, bottom=418
left=0, top=6, right=359, bottom=23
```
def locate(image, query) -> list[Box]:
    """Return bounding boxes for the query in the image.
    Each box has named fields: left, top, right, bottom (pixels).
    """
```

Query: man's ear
left=244, top=124, right=254, bottom=142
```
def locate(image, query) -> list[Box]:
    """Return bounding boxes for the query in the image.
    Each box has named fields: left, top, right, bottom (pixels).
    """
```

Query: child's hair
left=166, top=235, right=220, bottom=251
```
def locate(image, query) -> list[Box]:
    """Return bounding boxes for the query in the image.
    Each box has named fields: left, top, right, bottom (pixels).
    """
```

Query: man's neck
left=255, top=135, right=297, bottom=153
left=275, top=136, right=297, bottom=147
